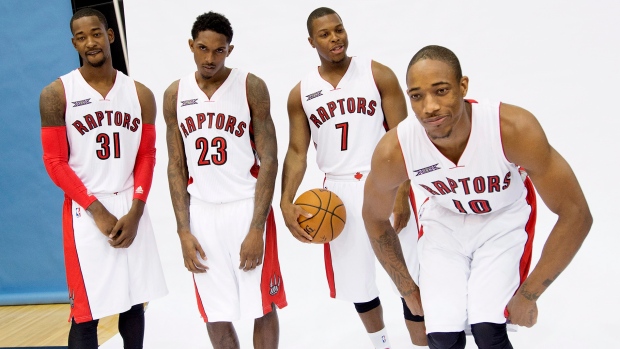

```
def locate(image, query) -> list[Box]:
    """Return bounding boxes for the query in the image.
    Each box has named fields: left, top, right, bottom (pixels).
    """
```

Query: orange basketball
left=294, top=188, right=346, bottom=244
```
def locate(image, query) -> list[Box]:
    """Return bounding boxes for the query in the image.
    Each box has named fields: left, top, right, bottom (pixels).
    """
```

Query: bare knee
left=207, top=321, right=239, bottom=349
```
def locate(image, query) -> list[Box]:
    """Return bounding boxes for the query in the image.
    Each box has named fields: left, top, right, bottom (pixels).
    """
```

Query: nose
left=422, top=95, right=440, bottom=115
left=329, top=31, right=339, bottom=42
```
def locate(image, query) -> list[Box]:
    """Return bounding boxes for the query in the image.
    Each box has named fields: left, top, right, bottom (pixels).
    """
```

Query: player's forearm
left=250, top=155, right=277, bottom=231
left=519, top=211, right=592, bottom=300
left=167, top=162, right=191, bottom=233
left=280, top=151, right=307, bottom=205
left=367, top=219, right=418, bottom=296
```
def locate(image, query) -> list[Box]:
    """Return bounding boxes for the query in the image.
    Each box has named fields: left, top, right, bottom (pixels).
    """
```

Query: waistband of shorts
left=324, top=171, right=369, bottom=182
left=190, top=195, right=254, bottom=206
left=89, top=186, right=133, bottom=198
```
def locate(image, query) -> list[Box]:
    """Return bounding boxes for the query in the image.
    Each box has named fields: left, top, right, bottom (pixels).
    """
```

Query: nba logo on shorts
left=382, top=335, right=386, bottom=343
left=75, top=207, right=81, bottom=218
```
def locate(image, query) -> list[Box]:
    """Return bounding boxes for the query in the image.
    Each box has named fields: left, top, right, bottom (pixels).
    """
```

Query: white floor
left=102, top=1, right=620, bottom=348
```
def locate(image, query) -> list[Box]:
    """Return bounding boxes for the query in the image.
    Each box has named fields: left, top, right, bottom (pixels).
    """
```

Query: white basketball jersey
left=61, top=69, right=141, bottom=195
left=176, top=69, right=257, bottom=204
left=397, top=100, right=526, bottom=215
left=300, top=57, right=385, bottom=176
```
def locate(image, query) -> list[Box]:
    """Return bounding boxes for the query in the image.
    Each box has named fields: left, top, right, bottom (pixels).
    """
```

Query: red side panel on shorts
left=259, top=208, right=288, bottom=314
left=193, top=275, right=208, bottom=322
left=62, top=196, right=93, bottom=323
left=324, top=243, right=336, bottom=298
left=519, top=177, right=537, bottom=285
left=417, top=197, right=430, bottom=239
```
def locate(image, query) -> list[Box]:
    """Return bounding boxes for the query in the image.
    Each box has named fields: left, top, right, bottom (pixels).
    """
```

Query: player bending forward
left=363, top=45, right=592, bottom=349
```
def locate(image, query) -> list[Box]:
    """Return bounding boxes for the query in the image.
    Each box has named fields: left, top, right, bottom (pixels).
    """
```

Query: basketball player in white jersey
left=280, top=7, right=427, bottom=348
left=163, top=12, right=286, bottom=349
left=39, top=8, right=167, bottom=349
left=363, top=45, right=592, bottom=349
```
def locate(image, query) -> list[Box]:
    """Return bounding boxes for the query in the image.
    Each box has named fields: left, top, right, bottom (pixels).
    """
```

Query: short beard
left=87, top=55, right=107, bottom=68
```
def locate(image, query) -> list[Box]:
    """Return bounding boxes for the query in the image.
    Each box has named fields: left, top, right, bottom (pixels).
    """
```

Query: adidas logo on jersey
left=71, top=98, right=92, bottom=107
left=305, top=90, right=323, bottom=101
left=135, top=186, right=144, bottom=194
left=181, top=99, right=198, bottom=107
left=413, top=163, right=440, bottom=176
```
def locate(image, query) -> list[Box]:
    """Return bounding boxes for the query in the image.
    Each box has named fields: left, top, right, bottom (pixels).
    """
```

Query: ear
left=460, top=76, right=469, bottom=97
left=107, top=28, right=115, bottom=44
left=188, top=39, right=195, bottom=52
left=308, top=36, right=315, bottom=48
left=227, top=44, right=234, bottom=56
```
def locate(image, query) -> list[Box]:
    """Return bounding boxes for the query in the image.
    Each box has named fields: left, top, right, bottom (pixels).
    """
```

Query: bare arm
left=280, top=83, right=313, bottom=242
left=238, top=74, right=278, bottom=271
left=362, top=128, right=423, bottom=315
left=164, top=80, right=207, bottom=273
left=372, top=60, right=412, bottom=233
left=502, top=103, right=592, bottom=327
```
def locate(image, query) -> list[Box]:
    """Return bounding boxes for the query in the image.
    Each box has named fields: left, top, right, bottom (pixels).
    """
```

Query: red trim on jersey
left=324, top=243, right=337, bottom=298
left=63, top=197, right=93, bottom=323
left=132, top=124, right=156, bottom=202
left=259, top=208, right=288, bottom=314
left=518, top=176, right=537, bottom=286
left=408, top=188, right=419, bottom=232
left=193, top=275, right=209, bottom=322
left=465, top=99, right=478, bottom=104
left=42, top=126, right=96, bottom=209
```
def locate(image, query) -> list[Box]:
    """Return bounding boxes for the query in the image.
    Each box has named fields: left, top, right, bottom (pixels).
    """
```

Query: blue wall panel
left=0, top=0, right=77, bottom=304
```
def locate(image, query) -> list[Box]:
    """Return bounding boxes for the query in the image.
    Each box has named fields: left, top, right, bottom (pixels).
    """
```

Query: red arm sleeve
left=41, top=126, right=97, bottom=208
left=132, top=123, right=156, bottom=202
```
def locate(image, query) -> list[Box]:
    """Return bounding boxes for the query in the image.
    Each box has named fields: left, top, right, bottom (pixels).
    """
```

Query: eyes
left=318, top=28, right=345, bottom=38
left=197, top=45, right=226, bottom=54
left=75, top=32, right=102, bottom=41
left=409, top=87, right=451, bottom=101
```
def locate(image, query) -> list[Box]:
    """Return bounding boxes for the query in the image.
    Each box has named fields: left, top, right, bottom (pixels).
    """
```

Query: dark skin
left=164, top=29, right=278, bottom=349
left=39, top=15, right=156, bottom=248
left=280, top=13, right=426, bottom=346
left=363, top=58, right=592, bottom=330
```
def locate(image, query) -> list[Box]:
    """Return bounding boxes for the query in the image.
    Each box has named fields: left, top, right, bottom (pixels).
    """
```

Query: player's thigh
left=418, top=204, right=470, bottom=333
left=324, top=179, right=379, bottom=302
left=190, top=200, right=246, bottom=321
left=467, top=204, right=531, bottom=325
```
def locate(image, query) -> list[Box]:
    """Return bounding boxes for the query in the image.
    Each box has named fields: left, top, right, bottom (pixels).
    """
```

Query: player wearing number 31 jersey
left=40, top=8, right=167, bottom=348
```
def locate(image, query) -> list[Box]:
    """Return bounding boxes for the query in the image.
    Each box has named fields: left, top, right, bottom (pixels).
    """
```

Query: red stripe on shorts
left=63, top=196, right=93, bottom=323
left=324, top=243, right=336, bottom=298
left=193, top=275, right=208, bottom=322
left=518, top=176, right=537, bottom=285
left=259, top=208, right=288, bottom=314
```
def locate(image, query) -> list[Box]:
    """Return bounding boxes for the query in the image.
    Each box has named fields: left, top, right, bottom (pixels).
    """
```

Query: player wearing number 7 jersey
left=39, top=8, right=167, bottom=348
left=280, top=7, right=426, bottom=348
left=163, top=12, right=286, bottom=349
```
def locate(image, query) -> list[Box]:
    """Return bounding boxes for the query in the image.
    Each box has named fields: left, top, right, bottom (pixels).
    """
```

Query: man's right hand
left=179, top=231, right=208, bottom=273
left=280, top=201, right=313, bottom=243
left=87, top=200, right=118, bottom=238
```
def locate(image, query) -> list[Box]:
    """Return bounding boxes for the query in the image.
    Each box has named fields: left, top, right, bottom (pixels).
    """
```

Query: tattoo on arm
left=164, top=86, right=191, bottom=232
left=40, top=83, right=65, bottom=127
left=371, top=229, right=417, bottom=296
left=247, top=74, right=278, bottom=230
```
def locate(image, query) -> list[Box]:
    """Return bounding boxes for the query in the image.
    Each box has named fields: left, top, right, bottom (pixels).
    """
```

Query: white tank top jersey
left=300, top=57, right=386, bottom=176
left=61, top=69, right=141, bottom=196
left=397, top=100, right=527, bottom=215
left=176, top=69, right=258, bottom=204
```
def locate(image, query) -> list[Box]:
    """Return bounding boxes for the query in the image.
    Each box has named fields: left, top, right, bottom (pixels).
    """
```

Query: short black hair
left=70, top=8, right=108, bottom=34
left=408, top=45, right=463, bottom=81
left=191, top=11, right=233, bottom=42
left=307, top=7, right=339, bottom=36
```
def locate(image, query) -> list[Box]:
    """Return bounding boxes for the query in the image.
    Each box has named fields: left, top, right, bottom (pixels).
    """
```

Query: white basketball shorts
left=63, top=188, right=168, bottom=323
left=323, top=173, right=420, bottom=303
left=190, top=197, right=287, bottom=322
left=418, top=186, right=536, bottom=333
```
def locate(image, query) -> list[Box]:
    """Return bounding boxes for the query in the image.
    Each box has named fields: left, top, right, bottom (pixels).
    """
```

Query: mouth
left=202, top=65, right=216, bottom=70
left=424, top=115, right=449, bottom=126
left=86, top=49, right=102, bottom=56
left=330, top=45, right=344, bottom=54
